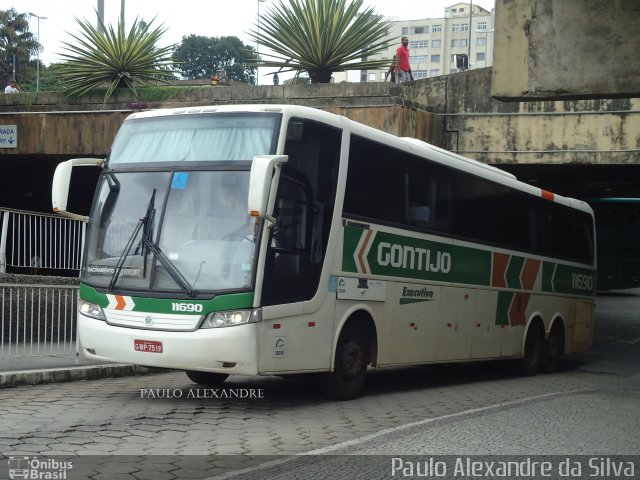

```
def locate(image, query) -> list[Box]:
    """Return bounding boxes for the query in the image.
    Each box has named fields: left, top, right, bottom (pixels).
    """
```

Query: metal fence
left=0, top=284, right=78, bottom=358
left=0, top=208, right=86, bottom=274
left=0, top=209, right=84, bottom=359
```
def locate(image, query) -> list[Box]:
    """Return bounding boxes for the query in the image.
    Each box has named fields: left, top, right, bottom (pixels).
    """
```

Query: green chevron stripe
left=505, top=256, right=524, bottom=289
left=342, top=225, right=595, bottom=298
left=496, top=291, right=514, bottom=326
left=542, top=261, right=555, bottom=292
left=79, top=284, right=254, bottom=314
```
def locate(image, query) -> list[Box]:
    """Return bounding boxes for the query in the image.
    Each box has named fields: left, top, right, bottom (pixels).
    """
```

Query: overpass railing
left=0, top=208, right=86, bottom=274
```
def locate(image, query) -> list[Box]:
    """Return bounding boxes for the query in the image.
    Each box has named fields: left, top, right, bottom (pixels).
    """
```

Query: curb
left=0, top=364, right=169, bottom=388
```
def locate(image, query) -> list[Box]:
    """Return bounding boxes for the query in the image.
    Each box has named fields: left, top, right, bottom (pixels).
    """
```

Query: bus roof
left=400, top=137, right=517, bottom=180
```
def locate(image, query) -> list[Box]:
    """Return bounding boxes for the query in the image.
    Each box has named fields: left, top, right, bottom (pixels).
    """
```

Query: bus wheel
left=318, top=324, right=369, bottom=400
left=541, top=324, right=564, bottom=373
left=185, top=371, right=229, bottom=385
left=519, top=323, right=543, bottom=376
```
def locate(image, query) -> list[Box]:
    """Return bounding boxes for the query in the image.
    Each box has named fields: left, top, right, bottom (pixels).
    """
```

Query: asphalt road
left=1, top=294, right=638, bottom=480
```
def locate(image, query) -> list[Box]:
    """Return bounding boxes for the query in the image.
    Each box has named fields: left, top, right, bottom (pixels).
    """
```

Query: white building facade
left=362, top=2, right=495, bottom=82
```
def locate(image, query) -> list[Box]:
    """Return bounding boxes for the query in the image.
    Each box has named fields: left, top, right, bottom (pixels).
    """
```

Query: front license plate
left=134, top=340, right=163, bottom=353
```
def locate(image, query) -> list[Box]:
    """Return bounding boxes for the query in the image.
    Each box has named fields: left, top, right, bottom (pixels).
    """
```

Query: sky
left=5, top=0, right=495, bottom=81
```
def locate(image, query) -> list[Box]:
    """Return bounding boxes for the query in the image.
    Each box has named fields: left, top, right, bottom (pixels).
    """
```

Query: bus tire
left=541, top=323, right=564, bottom=373
left=185, top=371, right=229, bottom=385
left=519, top=322, right=543, bottom=376
left=318, top=323, right=369, bottom=400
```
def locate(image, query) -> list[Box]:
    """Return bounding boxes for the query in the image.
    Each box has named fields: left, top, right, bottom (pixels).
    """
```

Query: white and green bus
left=53, top=105, right=596, bottom=399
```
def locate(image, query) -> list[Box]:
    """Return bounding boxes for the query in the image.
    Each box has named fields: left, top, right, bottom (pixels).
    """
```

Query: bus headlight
left=79, top=299, right=106, bottom=321
left=201, top=309, right=261, bottom=328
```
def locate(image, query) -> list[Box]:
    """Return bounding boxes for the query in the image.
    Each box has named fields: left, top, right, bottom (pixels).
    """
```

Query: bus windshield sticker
left=337, top=278, right=346, bottom=295
left=171, top=172, right=189, bottom=190
left=328, top=275, right=338, bottom=293
left=86, top=265, right=143, bottom=278
left=274, top=336, right=286, bottom=358
left=344, top=220, right=370, bottom=230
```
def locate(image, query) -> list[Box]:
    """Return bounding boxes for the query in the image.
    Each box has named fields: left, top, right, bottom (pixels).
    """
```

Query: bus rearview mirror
left=52, top=157, right=105, bottom=222
left=248, top=155, right=288, bottom=224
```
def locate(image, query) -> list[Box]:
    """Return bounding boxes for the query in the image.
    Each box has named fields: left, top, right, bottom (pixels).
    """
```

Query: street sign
left=0, top=125, right=18, bottom=148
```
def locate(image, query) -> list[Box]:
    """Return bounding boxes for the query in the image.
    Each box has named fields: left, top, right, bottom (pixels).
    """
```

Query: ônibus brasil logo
left=8, top=457, right=73, bottom=480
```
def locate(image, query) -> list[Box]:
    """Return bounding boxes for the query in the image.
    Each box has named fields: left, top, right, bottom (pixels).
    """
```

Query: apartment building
left=362, top=2, right=495, bottom=82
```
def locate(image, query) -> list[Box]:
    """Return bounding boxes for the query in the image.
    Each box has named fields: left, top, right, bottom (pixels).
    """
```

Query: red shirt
left=396, top=45, right=410, bottom=72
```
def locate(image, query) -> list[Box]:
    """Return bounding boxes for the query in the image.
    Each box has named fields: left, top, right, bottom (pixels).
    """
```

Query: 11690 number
left=171, top=302, right=203, bottom=313
left=571, top=273, right=594, bottom=291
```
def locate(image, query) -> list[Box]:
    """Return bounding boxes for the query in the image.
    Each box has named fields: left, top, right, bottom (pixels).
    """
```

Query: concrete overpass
left=1, top=69, right=638, bottom=209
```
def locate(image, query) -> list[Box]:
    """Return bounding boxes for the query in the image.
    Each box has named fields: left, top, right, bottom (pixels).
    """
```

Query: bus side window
left=344, top=136, right=405, bottom=225
left=262, top=119, right=341, bottom=306
left=406, top=169, right=432, bottom=228
left=432, top=177, right=452, bottom=232
left=405, top=160, right=452, bottom=233
left=261, top=173, right=314, bottom=302
left=271, top=175, right=310, bottom=264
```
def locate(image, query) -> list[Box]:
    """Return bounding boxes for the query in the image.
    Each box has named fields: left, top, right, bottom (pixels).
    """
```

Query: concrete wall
left=1, top=71, right=638, bottom=166
left=0, top=111, right=130, bottom=156
left=492, top=0, right=640, bottom=99
left=0, top=83, right=441, bottom=157
left=409, top=68, right=640, bottom=165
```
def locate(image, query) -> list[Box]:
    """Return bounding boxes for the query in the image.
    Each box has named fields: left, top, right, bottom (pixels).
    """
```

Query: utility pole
left=97, top=0, right=105, bottom=33
left=29, top=13, right=47, bottom=93
left=467, top=0, right=473, bottom=70
left=256, top=0, right=267, bottom=85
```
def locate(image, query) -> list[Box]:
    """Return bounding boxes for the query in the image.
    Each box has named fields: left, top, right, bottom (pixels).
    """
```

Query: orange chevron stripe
left=509, top=292, right=530, bottom=326
left=115, top=295, right=126, bottom=310
left=357, top=230, right=373, bottom=274
left=521, top=259, right=541, bottom=290
left=492, top=252, right=509, bottom=288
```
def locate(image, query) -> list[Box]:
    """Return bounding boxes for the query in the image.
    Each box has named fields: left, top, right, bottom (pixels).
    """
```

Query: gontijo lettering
left=377, top=242, right=451, bottom=273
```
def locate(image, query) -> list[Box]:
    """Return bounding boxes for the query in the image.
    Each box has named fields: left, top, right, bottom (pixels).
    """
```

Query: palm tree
left=0, top=8, right=39, bottom=85
left=58, top=15, right=175, bottom=102
left=249, top=0, right=391, bottom=83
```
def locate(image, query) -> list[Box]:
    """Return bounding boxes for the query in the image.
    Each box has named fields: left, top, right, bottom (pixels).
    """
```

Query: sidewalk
left=0, top=350, right=158, bottom=388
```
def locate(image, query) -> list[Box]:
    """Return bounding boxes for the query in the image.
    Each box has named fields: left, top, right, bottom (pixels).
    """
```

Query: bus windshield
left=109, top=113, right=279, bottom=165
left=83, top=170, right=258, bottom=294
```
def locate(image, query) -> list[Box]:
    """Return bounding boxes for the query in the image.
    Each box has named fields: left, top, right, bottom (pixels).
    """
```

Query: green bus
left=590, top=197, right=640, bottom=291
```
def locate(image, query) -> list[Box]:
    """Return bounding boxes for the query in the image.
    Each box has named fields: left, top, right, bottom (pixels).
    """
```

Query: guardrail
left=0, top=208, right=85, bottom=274
left=0, top=283, right=78, bottom=358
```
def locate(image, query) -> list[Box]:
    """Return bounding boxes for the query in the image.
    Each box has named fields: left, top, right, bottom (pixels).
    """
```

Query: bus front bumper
left=78, top=314, right=259, bottom=375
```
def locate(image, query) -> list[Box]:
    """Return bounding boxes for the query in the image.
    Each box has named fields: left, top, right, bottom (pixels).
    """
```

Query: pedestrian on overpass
left=4, top=79, right=21, bottom=93
left=395, top=36, right=414, bottom=84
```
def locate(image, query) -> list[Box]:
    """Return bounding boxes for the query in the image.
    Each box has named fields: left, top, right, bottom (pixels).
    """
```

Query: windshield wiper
left=108, top=189, right=156, bottom=292
left=143, top=239, right=199, bottom=298
left=108, top=189, right=198, bottom=298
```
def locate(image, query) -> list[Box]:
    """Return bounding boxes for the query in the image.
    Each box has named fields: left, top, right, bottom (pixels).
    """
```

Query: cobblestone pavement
left=0, top=295, right=638, bottom=479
